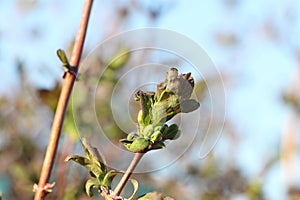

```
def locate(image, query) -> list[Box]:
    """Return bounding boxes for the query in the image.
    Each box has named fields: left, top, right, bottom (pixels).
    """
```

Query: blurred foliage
left=137, top=191, right=174, bottom=200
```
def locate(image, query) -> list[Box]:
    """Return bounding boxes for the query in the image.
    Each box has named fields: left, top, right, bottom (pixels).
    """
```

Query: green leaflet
left=101, top=170, right=118, bottom=189
left=65, top=155, right=104, bottom=178
left=135, top=90, right=154, bottom=129
left=56, top=48, right=77, bottom=78
left=162, top=124, right=180, bottom=141
left=127, top=179, right=139, bottom=200
left=56, top=49, right=70, bottom=68
left=65, top=138, right=117, bottom=197
left=85, top=179, right=100, bottom=197
left=127, top=138, right=152, bottom=153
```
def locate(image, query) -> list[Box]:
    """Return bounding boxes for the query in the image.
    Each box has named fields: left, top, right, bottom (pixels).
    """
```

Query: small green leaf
left=120, top=139, right=134, bottom=151
left=65, top=155, right=88, bottom=164
left=127, top=179, right=139, bottom=200
left=141, top=124, right=154, bottom=137
left=152, top=92, right=180, bottom=124
left=85, top=179, right=100, bottom=197
left=126, top=132, right=136, bottom=141
left=162, top=124, right=180, bottom=140
left=81, top=138, right=107, bottom=176
left=135, top=90, right=154, bottom=129
left=137, top=110, right=144, bottom=126
left=150, top=131, right=162, bottom=143
left=128, top=138, right=151, bottom=153
left=159, top=124, right=168, bottom=133
left=101, top=170, right=118, bottom=189
left=57, top=49, right=70, bottom=67
left=66, top=138, right=107, bottom=179
left=120, top=138, right=133, bottom=144
left=65, top=155, right=100, bottom=178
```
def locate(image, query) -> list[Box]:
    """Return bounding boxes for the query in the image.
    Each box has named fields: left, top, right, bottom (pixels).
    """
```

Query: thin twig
left=112, top=153, right=144, bottom=197
left=33, top=1, right=93, bottom=199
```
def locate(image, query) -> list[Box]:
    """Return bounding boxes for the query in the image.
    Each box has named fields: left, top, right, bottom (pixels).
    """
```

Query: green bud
left=129, top=138, right=151, bottom=153
left=122, top=142, right=133, bottom=151
left=142, top=124, right=154, bottom=137
left=137, top=110, right=144, bottom=128
left=136, top=90, right=153, bottom=128
left=154, top=125, right=163, bottom=132
left=57, top=49, right=69, bottom=67
left=150, top=131, right=162, bottom=143
left=127, top=132, right=136, bottom=141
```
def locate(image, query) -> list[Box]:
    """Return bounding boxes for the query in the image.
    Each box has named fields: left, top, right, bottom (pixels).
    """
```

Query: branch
left=33, top=1, right=93, bottom=199
left=112, top=152, right=144, bottom=197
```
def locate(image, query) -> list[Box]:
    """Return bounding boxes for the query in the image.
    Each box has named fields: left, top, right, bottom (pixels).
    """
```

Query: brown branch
left=33, top=1, right=94, bottom=199
left=112, top=152, right=144, bottom=197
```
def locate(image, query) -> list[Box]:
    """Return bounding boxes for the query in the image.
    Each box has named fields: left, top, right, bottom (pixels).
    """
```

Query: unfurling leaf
left=66, top=138, right=107, bottom=179
left=66, top=138, right=121, bottom=197
left=65, top=154, right=103, bottom=178
left=82, top=137, right=106, bottom=165
left=141, top=124, right=154, bottom=137
left=127, top=132, right=136, bottom=141
left=81, top=138, right=107, bottom=178
left=150, top=131, right=162, bottom=143
left=65, top=155, right=89, bottom=165
left=85, top=179, right=100, bottom=197
left=135, top=90, right=154, bottom=129
left=127, top=179, right=139, bottom=200
left=101, top=170, right=118, bottom=189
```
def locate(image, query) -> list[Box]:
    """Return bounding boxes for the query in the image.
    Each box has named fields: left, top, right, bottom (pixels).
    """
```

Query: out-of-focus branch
left=281, top=54, right=300, bottom=190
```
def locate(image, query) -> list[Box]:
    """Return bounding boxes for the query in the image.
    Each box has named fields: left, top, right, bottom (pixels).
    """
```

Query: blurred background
left=0, top=0, right=300, bottom=199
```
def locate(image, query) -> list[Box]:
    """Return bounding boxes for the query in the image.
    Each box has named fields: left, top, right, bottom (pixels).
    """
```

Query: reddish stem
left=33, top=1, right=93, bottom=199
left=112, top=153, right=144, bottom=197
